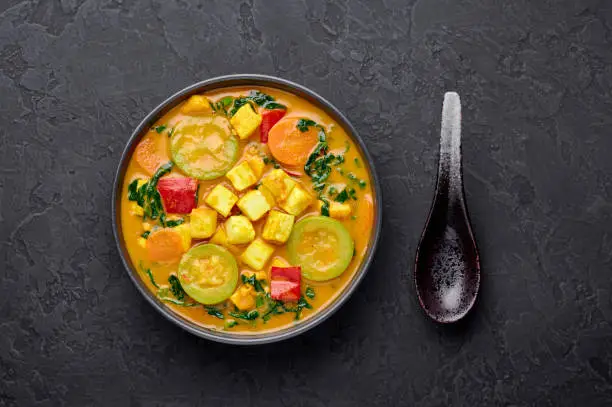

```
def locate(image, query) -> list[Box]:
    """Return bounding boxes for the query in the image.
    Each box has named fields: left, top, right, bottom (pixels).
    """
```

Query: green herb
left=320, top=198, right=330, bottom=217
left=348, top=173, right=358, bottom=182
left=225, top=320, right=238, bottom=329
left=351, top=215, right=357, bottom=220
left=241, top=274, right=265, bottom=293
left=157, top=293, right=198, bottom=307
left=229, top=97, right=250, bottom=117
left=358, top=179, right=367, bottom=189
left=152, top=124, right=167, bottom=134
left=205, top=306, right=225, bottom=319
left=229, top=91, right=285, bottom=117
left=344, top=141, right=351, bottom=153
left=127, top=179, right=139, bottom=201
left=336, top=167, right=344, bottom=175
left=229, top=310, right=259, bottom=321
left=140, top=264, right=159, bottom=288
left=335, top=189, right=349, bottom=203
left=211, top=96, right=234, bottom=116
left=168, top=275, right=185, bottom=301
left=262, top=101, right=286, bottom=110
left=273, top=163, right=281, bottom=169
left=262, top=295, right=286, bottom=322
left=354, top=158, right=361, bottom=168
left=353, top=247, right=357, bottom=257
left=296, top=118, right=317, bottom=132
left=165, top=218, right=185, bottom=228
left=140, top=162, right=173, bottom=222
left=305, top=287, right=315, bottom=299
left=141, top=231, right=150, bottom=239
left=255, top=295, right=265, bottom=308
left=284, top=296, right=313, bottom=320
left=168, top=127, right=174, bottom=138
left=194, top=183, right=200, bottom=206
left=348, top=187, right=357, bottom=200
left=328, top=186, right=338, bottom=196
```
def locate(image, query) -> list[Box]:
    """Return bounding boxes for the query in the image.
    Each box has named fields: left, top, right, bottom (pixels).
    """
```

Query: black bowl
left=112, top=74, right=382, bottom=344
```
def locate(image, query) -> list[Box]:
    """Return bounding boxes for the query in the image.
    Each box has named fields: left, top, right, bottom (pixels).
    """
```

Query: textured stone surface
left=1, top=0, right=612, bottom=405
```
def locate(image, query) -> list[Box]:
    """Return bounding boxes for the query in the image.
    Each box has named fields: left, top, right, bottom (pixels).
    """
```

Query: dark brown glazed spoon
left=414, top=92, right=480, bottom=323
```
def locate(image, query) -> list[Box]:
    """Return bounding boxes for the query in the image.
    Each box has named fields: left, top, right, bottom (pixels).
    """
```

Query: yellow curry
left=120, top=87, right=374, bottom=333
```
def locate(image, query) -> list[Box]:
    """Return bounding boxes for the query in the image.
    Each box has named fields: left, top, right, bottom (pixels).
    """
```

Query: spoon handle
left=436, top=92, right=463, bottom=201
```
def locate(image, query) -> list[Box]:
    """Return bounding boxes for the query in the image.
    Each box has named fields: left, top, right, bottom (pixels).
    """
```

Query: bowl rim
left=112, top=74, right=383, bottom=345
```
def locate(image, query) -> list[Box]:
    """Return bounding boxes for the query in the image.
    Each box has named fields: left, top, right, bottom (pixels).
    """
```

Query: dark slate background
left=2, top=0, right=612, bottom=405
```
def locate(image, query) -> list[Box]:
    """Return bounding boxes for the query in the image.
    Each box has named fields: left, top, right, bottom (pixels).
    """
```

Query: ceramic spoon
left=414, top=92, right=480, bottom=323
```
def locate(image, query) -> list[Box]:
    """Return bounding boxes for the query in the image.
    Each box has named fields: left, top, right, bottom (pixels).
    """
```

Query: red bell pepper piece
left=271, top=280, right=300, bottom=302
left=260, top=109, right=286, bottom=143
left=157, top=177, right=198, bottom=214
left=270, top=266, right=301, bottom=302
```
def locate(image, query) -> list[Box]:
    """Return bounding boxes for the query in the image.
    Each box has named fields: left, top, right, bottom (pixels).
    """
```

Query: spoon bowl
left=414, top=92, right=480, bottom=323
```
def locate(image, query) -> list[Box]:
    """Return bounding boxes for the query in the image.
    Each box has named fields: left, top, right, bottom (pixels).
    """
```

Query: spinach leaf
left=255, top=295, right=265, bottom=308
left=241, top=274, right=265, bottom=293
left=140, top=264, right=159, bottom=288
left=335, top=189, right=349, bottom=203
left=296, top=119, right=317, bottom=132
left=225, top=320, right=238, bottom=329
left=283, top=296, right=313, bottom=320
left=320, top=198, right=330, bottom=217
left=127, top=179, right=139, bottom=201
left=305, top=287, right=315, bottom=299
left=211, top=96, right=234, bottom=117
left=228, top=91, right=285, bottom=117
left=168, top=275, right=185, bottom=301
left=229, top=310, right=259, bottom=321
left=140, top=162, right=173, bottom=222
left=152, top=124, right=167, bottom=134
left=205, top=306, right=225, bottom=320
left=165, top=218, right=185, bottom=228
left=157, top=291, right=198, bottom=307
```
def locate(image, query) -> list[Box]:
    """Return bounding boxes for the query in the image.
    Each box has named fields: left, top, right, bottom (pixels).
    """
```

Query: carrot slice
left=135, top=137, right=165, bottom=175
left=268, top=118, right=319, bottom=167
left=146, top=229, right=184, bottom=263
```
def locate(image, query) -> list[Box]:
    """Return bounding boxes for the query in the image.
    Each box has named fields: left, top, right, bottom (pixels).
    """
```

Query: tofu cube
left=257, top=184, right=276, bottom=207
left=330, top=202, right=352, bottom=218
left=225, top=216, right=255, bottom=245
left=261, top=169, right=296, bottom=201
left=279, top=185, right=313, bottom=216
left=190, top=206, right=217, bottom=238
left=226, top=161, right=258, bottom=191
left=230, top=285, right=256, bottom=311
left=230, top=104, right=262, bottom=140
left=237, top=190, right=271, bottom=221
left=181, top=95, right=212, bottom=115
left=247, top=155, right=265, bottom=179
left=262, top=210, right=295, bottom=244
left=241, top=238, right=275, bottom=270
left=173, top=224, right=192, bottom=251
left=209, top=226, right=241, bottom=255
left=270, top=256, right=291, bottom=268
left=205, top=185, right=238, bottom=217
left=316, top=200, right=352, bottom=219
left=130, top=202, right=144, bottom=217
